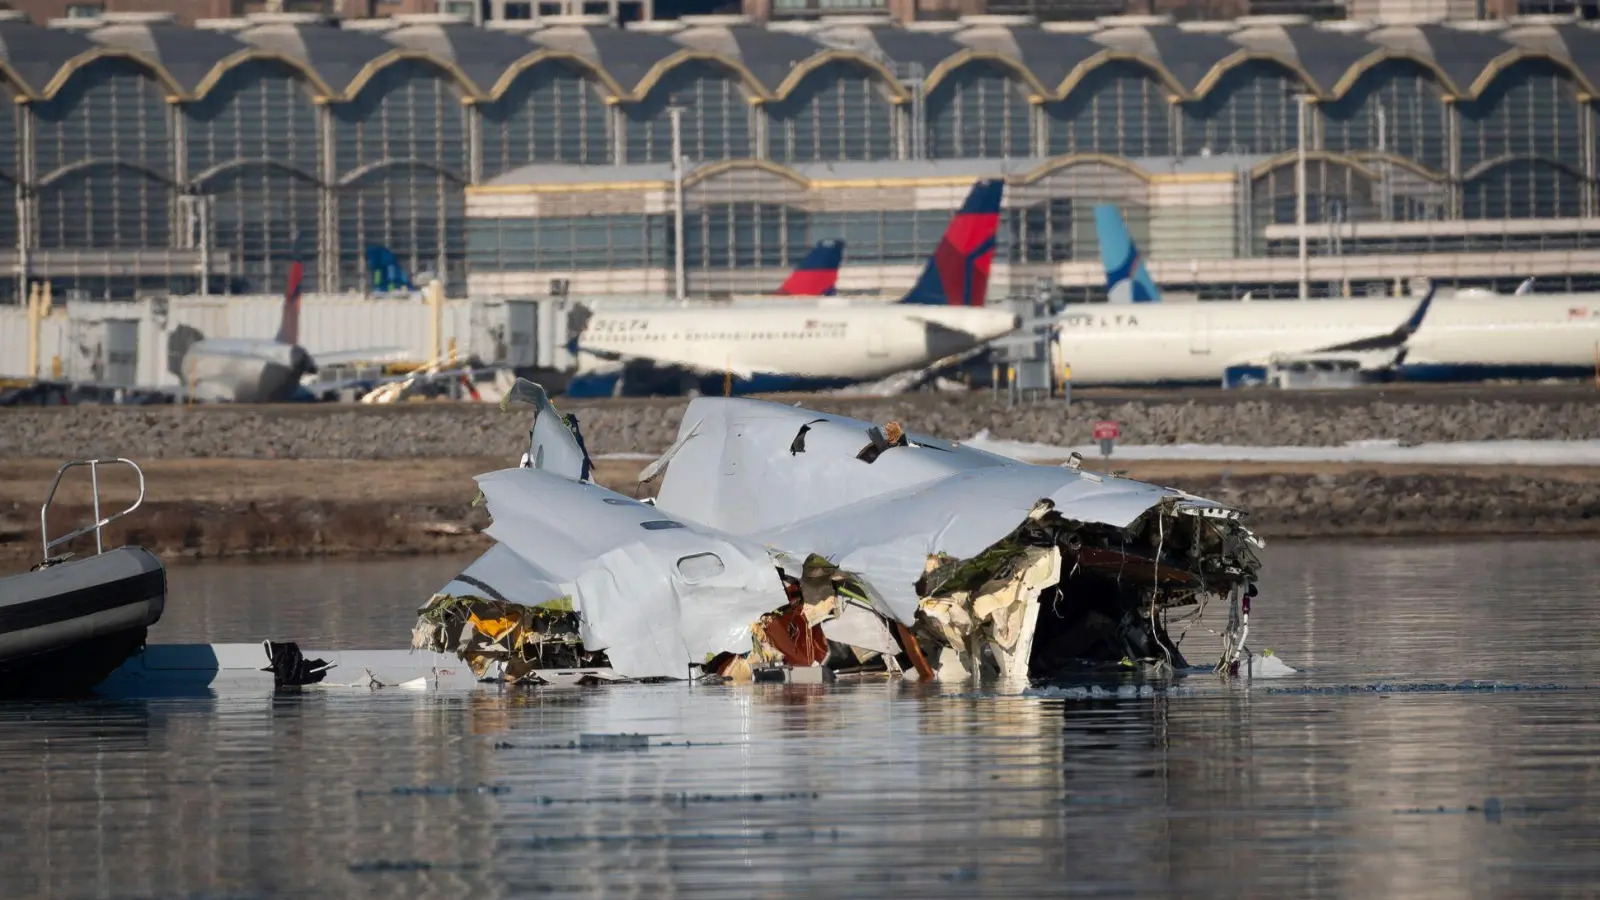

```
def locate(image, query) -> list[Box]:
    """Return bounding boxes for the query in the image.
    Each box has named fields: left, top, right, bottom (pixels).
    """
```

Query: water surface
left=3, top=539, right=1599, bottom=898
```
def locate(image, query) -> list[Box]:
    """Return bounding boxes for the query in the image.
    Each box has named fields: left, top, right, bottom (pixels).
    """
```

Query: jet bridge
left=989, top=280, right=1064, bottom=402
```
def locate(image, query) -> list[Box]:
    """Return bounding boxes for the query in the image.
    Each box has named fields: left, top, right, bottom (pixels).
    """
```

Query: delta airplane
left=567, top=179, right=1018, bottom=397
left=1051, top=205, right=1600, bottom=386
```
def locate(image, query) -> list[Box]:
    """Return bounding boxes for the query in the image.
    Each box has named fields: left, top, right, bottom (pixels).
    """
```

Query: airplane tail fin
left=899, top=178, right=1004, bottom=306
left=1093, top=204, right=1161, bottom=303
left=367, top=245, right=417, bottom=293
left=275, top=254, right=304, bottom=346
left=167, top=324, right=204, bottom=380
left=775, top=239, right=844, bottom=296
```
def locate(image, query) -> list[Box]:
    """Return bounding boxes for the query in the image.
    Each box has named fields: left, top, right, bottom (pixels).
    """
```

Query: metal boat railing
left=40, top=458, right=146, bottom=562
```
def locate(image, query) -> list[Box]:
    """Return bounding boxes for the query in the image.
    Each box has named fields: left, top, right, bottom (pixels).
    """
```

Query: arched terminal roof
left=0, top=12, right=1595, bottom=102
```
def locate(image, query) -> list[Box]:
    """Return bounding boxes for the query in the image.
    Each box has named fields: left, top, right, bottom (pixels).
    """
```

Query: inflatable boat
left=0, top=459, right=166, bottom=697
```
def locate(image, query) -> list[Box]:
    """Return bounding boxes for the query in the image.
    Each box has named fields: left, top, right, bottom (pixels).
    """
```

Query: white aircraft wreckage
left=412, top=380, right=1265, bottom=686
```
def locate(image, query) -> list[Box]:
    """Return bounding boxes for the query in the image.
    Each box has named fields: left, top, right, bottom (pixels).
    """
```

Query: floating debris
left=578, top=733, right=649, bottom=751
left=413, top=381, right=1267, bottom=687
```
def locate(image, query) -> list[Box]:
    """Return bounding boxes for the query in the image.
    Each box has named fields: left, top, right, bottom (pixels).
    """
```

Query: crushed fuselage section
left=422, top=386, right=1265, bottom=686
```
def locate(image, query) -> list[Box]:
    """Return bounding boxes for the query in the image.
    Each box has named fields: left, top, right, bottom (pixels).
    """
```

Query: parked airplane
left=167, top=253, right=409, bottom=402
left=368, top=245, right=418, bottom=294
left=568, top=179, right=1017, bottom=397
left=773, top=239, right=845, bottom=297
left=1055, top=205, right=1600, bottom=386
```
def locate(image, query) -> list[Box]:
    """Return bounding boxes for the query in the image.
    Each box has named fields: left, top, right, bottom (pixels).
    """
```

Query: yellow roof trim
left=467, top=180, right=672, bottom=195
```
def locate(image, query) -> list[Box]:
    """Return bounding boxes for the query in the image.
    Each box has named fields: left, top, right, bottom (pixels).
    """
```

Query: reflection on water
left=3, top=539, right=1600, bottom=897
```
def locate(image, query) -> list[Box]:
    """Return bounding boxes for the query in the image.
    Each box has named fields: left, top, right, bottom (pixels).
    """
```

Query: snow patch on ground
left=963, top=432, right=1600, bottom=467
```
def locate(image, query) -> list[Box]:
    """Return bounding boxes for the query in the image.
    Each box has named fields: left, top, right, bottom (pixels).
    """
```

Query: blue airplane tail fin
left=367, top=245, right=416, bottom=293
left=1093, top=204, right=1160, bottom=303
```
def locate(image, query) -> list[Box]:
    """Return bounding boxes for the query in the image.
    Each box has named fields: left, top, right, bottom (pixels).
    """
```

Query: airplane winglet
left=1314, top=280, right=1437, bottom=356
left=1398, top=281, right=1436, bottom=339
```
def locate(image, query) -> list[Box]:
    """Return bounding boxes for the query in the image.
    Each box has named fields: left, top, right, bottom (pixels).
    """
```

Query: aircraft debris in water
left=408, top=380, right=1268, bottom=686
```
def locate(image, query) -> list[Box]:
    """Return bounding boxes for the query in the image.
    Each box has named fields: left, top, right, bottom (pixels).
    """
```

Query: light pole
left=1295, top=93, right=1311, bottom=301
left=669, top=106, right=686, bottom=303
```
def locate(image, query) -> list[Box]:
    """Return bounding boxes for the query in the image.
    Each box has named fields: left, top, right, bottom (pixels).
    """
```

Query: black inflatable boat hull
left=0, top=547, right=167, bottom=697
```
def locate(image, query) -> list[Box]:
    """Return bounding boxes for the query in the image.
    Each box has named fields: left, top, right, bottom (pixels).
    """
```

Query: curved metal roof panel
left=866, top=25, right=965, bottom=74
left=1238, top=24, right=1371, bottom=93
left=384, top=21, right=540, bottom=94
left=537, top=25, right=682, bottom=95
left=1002, top=27, right=1110, bottom=92
left=81, top=21, right=250, bottom=93
left=705, top=24, right=826, bottom=93
left=0, top=17, right=96, bottom=95
left=1138, top=25, right=1240, bottom=92
left=231, top=18, right=398, bottom=96
left=0, top=19, right=1597, bottom=104
left=1502, top=22, right=1600, bottom=92
left=1417, top=24, right=1516, bottom=93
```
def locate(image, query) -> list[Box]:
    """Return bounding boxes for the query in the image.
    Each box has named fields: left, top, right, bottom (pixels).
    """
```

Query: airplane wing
left=899, top=313, right=989, bottom=339
left=575, top=343, right=757, bottom=380
left=1304, top=284, right=1436, bottom=355
left=311, top=346, right=413, bottom=366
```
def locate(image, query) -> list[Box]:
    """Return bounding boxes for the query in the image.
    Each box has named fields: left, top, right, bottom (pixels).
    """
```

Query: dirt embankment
left=4, top=456, right=1598, bottom=574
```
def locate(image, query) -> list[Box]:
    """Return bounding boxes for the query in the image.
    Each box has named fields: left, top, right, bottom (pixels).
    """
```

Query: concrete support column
left=17, top=102, right=35, bottom=300
left=318, top=102, right=338, bottom=294
left=467, top=99, right=483, bottom=185
left=895, top=101, right=910, bottom=160
left=612, top=102, right=627, bottom=165
left=753, top=101, right=768, bottom=160
left=1445, top=98, right=1461, bottom=219
left=1582, top=96, right=1596, bottom=219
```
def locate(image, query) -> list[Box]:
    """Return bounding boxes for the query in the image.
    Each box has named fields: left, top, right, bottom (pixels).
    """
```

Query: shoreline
left=4, top=457, right=1598, bottom=572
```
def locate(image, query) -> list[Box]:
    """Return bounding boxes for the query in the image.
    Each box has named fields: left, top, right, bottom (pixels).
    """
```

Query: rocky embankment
left=4, top=390, right=1599, bottom=461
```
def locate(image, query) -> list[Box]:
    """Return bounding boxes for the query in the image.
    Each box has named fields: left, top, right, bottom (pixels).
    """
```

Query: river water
left=3, top=538, right=1599, bottom=898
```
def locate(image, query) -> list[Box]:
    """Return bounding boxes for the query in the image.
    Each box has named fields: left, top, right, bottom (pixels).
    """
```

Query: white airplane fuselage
left=182, top=338, right=313, bottom=403
left=574, top=304, right=1019, bottom=392
left=1055, top=295, right=1600, bottom=385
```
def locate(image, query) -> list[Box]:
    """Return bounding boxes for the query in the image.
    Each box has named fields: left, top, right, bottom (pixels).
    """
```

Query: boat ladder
left=39, top=458, right=147, bottom=566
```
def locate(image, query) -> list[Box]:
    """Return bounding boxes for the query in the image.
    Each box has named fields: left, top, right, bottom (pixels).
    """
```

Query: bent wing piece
left=502, top=377, right=591, bottom=480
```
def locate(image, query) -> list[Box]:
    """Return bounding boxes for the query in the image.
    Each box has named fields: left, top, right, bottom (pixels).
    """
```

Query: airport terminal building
left=4, top=8, right=1600, bottom=302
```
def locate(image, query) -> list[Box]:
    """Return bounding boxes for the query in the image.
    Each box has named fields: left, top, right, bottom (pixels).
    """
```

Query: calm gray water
left=3, top=539, right=1599, bottom=898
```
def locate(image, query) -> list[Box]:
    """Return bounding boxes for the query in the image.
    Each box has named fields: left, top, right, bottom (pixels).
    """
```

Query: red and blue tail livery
left=275, top=256, right=304, bottom=346
left=775, top=239, right=845, bottom=296
left=900, top=179, right=1004, bottom=307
